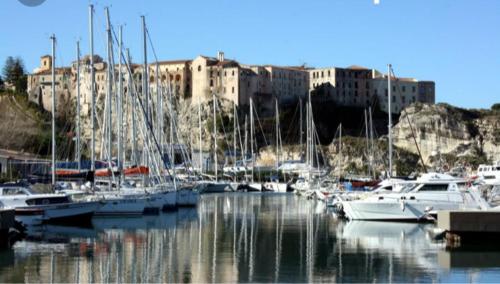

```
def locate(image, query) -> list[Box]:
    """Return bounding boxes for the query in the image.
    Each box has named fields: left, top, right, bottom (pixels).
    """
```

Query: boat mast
left=105, top=7, right=113, bottom=182
left=213, top=92, right=218, bottom=182
left=233, top=102, right=237, bottom=169
left=364, top=109, right=370, bottom=177
left=299, top=98, right=303, bottom=159
left=141, top=15, right=149, bottom=179
left=127, top=49, right=138, bottom=165
left=275, top=98, right=280, bottom=172
left=244, top=115, right=248, bottom=179
left=169, top=75, right=177, bottom=189
left=369, top=106, right=375, bottom=179
left=387, top=64, right=393, bottom=178
left=89, top=4, right=96, bottom=174
left=198, top=99, right=203, bottom=174
left=50, top=34, right=56, bottom=186
left=76, top=41, right=81, bottom=171
left=250, top=98, right=255, bottom=183
left=339, top=123, right=342, bottom=178
left=117, top=26, right=124, bottom=177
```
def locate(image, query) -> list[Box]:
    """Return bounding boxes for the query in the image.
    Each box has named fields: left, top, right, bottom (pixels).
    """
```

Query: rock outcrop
left=393, top=103, right=500, bottom=167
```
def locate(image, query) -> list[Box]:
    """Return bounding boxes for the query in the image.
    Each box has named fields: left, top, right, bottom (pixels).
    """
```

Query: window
left=392, top=95, right=396, bottom=102
left=354, top=82, right=358, bottom=89
left=366, top=82, right=369, bottom=88
left=210, top=79, right=213, bottom=87
left=392, top=86, right=396, bottom=92
left=224, top=71, right=227, bottom=77
left=210, top=71, right=213, bottom=77
left=198, top=65, right=201, bottom=72
left=328, top=70, right=331, bottom=77
left=232, top=86, right=235, bottom=93
left=402, top=86, right=406, bottom=92
left=321, top=71, right=324, bottom=78
left=232, top=70, right=235, bottom=76
left=419, top=184, right=449, bottom=191
left=412, top=86, right=416, bottom=93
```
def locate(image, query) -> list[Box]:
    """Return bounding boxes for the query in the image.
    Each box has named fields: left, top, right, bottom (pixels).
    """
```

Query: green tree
left=0, top=75, right=4, bottom=90
left=2, top=56, right=27, bottom=92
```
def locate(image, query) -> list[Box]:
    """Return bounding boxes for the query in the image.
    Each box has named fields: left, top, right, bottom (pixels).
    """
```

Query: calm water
left=1, top=193, right=500, bottom=283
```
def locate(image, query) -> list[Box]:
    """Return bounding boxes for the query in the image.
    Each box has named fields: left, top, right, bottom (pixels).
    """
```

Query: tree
left=2, top=56, right=27, bottom=93
left=0, top=75, right=4, bottom=90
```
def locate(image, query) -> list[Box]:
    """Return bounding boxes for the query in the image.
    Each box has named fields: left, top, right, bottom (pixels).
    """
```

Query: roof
left=346, top=65, right=370, bottom=70
left=263, top=65, right=308, bottom=72
left=33, top=67, right=72, bottom=76
left=155, top=59, right=191, bottom=65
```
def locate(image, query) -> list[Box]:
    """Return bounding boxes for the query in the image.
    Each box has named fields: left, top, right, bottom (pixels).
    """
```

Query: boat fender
left=400, top=199, right=405, bottom=211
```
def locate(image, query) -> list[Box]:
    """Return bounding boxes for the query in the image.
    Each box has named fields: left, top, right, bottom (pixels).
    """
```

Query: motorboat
left=476, top=161, right=500, bottom=185
left=0, top=184, right=101, bottom=226
left=339, top=173, right=487, bottom=221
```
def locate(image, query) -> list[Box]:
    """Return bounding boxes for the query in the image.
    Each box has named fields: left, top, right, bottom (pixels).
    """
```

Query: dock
left=0, top=209, right=15, bottom=248
left=437, top=210, right=500, bottom=244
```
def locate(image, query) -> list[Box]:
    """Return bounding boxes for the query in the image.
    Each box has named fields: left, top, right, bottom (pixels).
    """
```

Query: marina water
left=1, top=193, right=500, bottom=282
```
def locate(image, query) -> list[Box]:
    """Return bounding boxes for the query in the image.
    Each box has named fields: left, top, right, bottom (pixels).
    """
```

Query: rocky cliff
left=393, top=103, right=500, bottom=169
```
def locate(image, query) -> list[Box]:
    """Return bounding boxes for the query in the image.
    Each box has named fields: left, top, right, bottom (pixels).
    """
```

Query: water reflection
left=1, top=193, right=500, bottom=282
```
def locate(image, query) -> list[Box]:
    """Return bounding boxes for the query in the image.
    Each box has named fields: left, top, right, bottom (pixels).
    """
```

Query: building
left=27, top=53, right=433, bottom=116
left=27, top=55, right=73, bottom=112
left=309, top=65, right=434, bottom=113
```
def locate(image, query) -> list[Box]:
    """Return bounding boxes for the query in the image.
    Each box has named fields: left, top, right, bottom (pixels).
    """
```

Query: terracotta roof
left=347, top=65, right=370, bottom=70
left=155, top=59, right=191, bottom=65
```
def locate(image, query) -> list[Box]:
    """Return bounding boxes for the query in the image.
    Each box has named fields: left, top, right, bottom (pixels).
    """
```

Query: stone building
left=27, top=53, right=434, bottom=117
left=308, top=65, right=435, bottom=113
left=27, top=55, right=73, bottom=112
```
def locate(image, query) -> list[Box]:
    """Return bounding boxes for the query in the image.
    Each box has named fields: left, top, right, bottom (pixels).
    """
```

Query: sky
left=1, top=0, right=499, bottom=109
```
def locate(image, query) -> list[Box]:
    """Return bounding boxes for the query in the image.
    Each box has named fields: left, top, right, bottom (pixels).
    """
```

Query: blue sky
left=1, top=0, right=499, bottom=109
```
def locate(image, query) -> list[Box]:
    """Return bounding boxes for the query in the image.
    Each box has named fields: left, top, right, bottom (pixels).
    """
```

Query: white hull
left=342, top=200, right=460, bottom=221
left=247, top=183, right=262, bottom=192
left=95, top=195, right=146, bottom=216
left=14, top=201, right=101, bottom=225
left=263, top=182, right=288, bottom=192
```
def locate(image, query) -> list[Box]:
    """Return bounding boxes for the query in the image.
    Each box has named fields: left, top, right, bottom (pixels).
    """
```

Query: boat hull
left=14, top=201, right=101, bottom=225
left=94, top=195, right=146, bottom=216
left=341, top=200, right=460, bottom=221
left=177, top=188, right=199, bottom=207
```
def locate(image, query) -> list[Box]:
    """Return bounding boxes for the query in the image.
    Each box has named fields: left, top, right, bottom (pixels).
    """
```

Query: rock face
left=393, top=103, right=500, bottom=166
left=0, top=94, right=51, bottom=154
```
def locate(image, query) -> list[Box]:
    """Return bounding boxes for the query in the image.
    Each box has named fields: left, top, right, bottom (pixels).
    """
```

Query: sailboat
left=197, top=87, right=232, bottom=193
left=1, top=35, right=102, bottom=226
left=262, top=98, right=288, bottom=192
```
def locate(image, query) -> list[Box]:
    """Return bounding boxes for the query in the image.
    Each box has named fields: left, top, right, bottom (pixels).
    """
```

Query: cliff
left=393, top=103, right=500, bottom=169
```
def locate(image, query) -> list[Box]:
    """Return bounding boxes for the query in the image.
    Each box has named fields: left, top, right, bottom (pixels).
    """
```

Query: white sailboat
left=263, top=99, right=288, bottom=192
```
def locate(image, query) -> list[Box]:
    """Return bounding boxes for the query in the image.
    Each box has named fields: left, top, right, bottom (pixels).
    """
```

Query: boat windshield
left=0, top=187, right=31, bottom=196
left=399, top=183, right=419, bottom=193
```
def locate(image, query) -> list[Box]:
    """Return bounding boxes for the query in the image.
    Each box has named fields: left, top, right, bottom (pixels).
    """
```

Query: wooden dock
left=437, top=210, right=500, bottom=243
left=0, top=209, right=15, bottom=248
